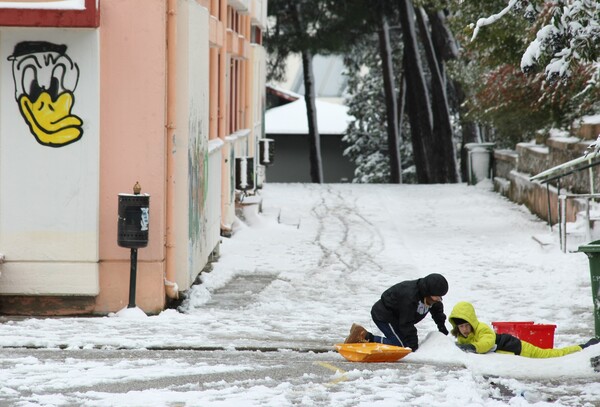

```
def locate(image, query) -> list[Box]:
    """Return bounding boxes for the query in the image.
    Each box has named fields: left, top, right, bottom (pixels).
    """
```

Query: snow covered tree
left=376, top=0, right=403, bottom=183
left=398, top=0, right=460, bottom=183
left=267, top=0, right=463, bottom=184
left=266, top=0, right=344, bottom=184
left=343, top=32, right=415, bottom=183
left=470, top=0, right=600, bottom=80
left=447, top=0, right=600, bottom=147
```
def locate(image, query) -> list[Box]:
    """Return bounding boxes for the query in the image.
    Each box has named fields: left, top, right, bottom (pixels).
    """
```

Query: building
left=265, top=97, right=355, bottom=182
left=264, top=54, right=355, bottom=182
left=0, top=0, right=268, bottom=315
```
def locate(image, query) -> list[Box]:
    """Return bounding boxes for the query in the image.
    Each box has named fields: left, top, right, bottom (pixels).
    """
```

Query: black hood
left=417, top=273, right=448, bottom=297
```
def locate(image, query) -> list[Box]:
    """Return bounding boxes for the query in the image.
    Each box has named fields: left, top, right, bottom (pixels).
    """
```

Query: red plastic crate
left=516, top=324, right=556, bottom=349
left=492, top=321, right=556, bottom=349
left=491, top=321, right=534, bottom=337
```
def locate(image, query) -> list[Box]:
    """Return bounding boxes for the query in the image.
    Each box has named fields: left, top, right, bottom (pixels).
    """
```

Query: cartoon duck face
left=8, top=41, right=83, bottom=147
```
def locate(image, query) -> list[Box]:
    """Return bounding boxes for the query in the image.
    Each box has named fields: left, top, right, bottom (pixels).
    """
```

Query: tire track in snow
left=310, top=185, right=385, bottom=276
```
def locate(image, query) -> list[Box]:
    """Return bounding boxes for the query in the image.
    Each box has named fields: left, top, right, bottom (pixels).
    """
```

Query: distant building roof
left=266, top=84, right=301, bottom=101
left=265, top=98, right=353, bottom=135
left=290, top=55, right=347, bottom=99
left=266, top=84, right=301, bottom=109
left=270, top=54, right=347, bottom=103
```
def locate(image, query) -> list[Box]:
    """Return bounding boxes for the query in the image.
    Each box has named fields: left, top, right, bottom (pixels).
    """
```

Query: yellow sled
left=334, top=343, right=412, bottom=363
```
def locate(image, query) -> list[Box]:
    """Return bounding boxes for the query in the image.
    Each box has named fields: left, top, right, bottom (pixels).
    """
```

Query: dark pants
left=370, top=319, right=407, bottom=347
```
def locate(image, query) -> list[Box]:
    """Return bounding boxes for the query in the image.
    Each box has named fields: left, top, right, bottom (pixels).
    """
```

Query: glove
left=438, top=325, right=449, bottom=336
left=456, top=343, right=476, bottom=353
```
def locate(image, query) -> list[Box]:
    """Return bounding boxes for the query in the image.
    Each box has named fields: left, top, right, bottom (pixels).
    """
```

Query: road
left=0, top=346, right=496, bottom=406
left=1, top=346, right=596, bottom=406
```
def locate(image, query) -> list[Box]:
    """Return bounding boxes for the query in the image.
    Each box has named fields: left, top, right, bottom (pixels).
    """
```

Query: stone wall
left=492, top=124, right=600, bottom=225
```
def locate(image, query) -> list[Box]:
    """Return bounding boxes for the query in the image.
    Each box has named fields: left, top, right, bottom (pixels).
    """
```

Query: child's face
left=457, top=322, right=472, bottom=337
left=424, top=296, right=442, bottom=306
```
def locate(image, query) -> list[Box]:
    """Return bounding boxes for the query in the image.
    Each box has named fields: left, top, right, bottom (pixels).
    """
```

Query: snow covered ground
left=0, top=182, right=599, bottom=406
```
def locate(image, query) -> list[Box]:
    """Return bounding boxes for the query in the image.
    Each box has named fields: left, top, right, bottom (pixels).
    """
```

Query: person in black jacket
left=344, top=273, right=449, bottom=351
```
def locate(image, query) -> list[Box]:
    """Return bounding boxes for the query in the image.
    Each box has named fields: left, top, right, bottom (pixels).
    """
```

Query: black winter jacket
left=370, top=277, right=447, bottom=350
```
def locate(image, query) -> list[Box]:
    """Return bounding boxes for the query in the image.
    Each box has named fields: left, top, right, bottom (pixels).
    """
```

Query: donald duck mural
left=8, top=40, right=83, bottom=147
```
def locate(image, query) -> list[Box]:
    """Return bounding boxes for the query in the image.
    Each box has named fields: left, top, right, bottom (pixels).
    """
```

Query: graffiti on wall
left=188, top=109, right=208, bottom=250
left=8, top=40, right=83, bottom=147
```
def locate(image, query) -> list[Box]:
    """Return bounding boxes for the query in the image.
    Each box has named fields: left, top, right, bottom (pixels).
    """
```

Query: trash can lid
left=464, top=142, right=496, bottom=151
left=578, top=240, right=600, bottom=252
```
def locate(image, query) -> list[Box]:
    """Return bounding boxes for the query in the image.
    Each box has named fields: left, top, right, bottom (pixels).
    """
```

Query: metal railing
left=558, top=193, right=600, bottom=252
left=531, top=151, right=600, bottom=251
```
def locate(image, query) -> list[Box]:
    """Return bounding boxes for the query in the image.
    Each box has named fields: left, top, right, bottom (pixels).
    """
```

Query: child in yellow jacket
left=449, top=301, right=599, bottom=358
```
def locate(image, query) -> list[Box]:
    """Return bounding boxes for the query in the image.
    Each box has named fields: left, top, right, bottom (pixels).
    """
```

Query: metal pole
left=467, top=150, right=473, bottom=185
left=557, top=179, right=562, bottom=250
left=128, top=248, right=138, bottom=308
left=586, top=197, right=592, bottom=242
left=546, top=183, right=552, bottom=231
left=560, top=195, right=567, bottom=253
left=589, top=160, right=595, bottom=196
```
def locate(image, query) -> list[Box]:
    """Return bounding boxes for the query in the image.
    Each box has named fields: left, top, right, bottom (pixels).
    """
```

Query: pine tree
left=343, top=34, right=415, bottom=183
left=266, top=0, right=329, bottom=183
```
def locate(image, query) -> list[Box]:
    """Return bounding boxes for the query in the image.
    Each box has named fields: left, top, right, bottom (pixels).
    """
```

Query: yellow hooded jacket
left=449, top=301, right=582, bottom=358
left=449, top=301, right=497, bottom=353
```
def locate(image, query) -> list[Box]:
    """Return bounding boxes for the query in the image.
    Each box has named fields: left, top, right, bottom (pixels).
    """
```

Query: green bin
left=578, top=240, right=600, bottom=337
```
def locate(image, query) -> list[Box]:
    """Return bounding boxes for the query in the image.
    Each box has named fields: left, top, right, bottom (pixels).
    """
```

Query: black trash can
left=118, top=194, right=150, bottom=248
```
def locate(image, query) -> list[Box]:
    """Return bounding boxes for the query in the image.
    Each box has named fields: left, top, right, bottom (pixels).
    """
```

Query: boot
left=580, top=337, right=600, bottom=349
left=344, top=323, right=368, bottom=344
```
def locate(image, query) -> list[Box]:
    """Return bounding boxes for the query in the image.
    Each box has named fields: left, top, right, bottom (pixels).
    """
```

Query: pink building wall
left=96, top=0, right=168, bottom=313
left=0, top=0, right=267, bottom=315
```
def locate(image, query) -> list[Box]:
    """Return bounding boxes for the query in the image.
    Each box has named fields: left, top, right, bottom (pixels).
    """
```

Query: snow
left=519, top=141, right=549, bottom=154
left=111, top=306, right=148, bottom=319
left=581, top=114, right=600, bottom=125
left=265, top=98, right=352, bottom=135
left=548, top=135, right=580, bottom=144
left=0, top=182, right=599, bottom=405
left=473, top=1, right=600, bottom=79
left=471, top=0, right=519, bottom=41
left=521, top=25, right=556, bottom=72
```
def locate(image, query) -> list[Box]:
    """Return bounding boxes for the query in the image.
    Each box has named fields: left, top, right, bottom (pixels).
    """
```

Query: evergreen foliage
left=447, top=0, right=600, bottom=147
left=342, top=34, right=415, bottom=183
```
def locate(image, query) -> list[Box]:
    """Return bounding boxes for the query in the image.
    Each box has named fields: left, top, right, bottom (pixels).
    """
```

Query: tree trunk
left=427, top=9, right=459, bottom=65
left=300, top=49, right=324, bottom=183
left=453, top=80, right=481, bottom=181
left=397, top=0, right=434, bottom=183
left=289, top=2, right=323, bottom=183
left=397, top=74, right=406, bottom=151
left=377, top=3, right=402, bottom=184
left=415, top=7, right=458, bottom=183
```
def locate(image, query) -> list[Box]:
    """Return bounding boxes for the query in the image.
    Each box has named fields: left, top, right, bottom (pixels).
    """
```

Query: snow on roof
left=266, top=83, right=302, bottom=101
left=265, top=98, right=353, bottom=135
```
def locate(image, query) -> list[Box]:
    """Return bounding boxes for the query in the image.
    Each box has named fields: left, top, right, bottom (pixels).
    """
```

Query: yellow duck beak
left=19, top=91, right=83, bottom=147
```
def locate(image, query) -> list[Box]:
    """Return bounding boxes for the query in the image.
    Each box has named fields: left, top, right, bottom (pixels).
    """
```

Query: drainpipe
left=165, top=0, right=178, bottom=300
